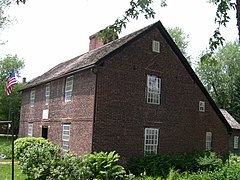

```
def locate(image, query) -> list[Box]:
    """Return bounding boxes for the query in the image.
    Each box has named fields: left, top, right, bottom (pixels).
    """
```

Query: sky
left=0, top=0, right=238, bottom=81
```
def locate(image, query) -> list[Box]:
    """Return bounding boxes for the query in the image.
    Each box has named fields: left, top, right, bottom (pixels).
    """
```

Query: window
left=28, top=123, right=33, bottom=137
left=30, top=88, right=36, bottom=106
left=144, top=128, right=159, bottom=155
left=65, top=76, right=73, bottom=102
left=147, top=75, right=161, bottom=104
left=45, top=83, right=50, bottom=105
left=199, top=101, right=205, bottom=112
left=152, top=40, right=160, bottom=53
left=62, top=124, right=70, bottom=151
left=206, top=132, right=212, bottom=150
left=233, top=136, right=239, bottom=149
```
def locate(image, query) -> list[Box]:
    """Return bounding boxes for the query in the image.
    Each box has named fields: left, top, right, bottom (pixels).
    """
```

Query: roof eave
left=19, top=63, right=96, bottom=91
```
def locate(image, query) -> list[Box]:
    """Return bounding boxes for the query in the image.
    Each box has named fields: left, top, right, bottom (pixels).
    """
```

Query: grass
left=0, top=135, right=27, bottom=180
left=0, top=135, right=13, bottom=159
left=0, top=163, right=27, bottom=180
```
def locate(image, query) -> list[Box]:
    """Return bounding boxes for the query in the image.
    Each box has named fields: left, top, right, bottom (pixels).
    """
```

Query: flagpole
left=5, top=70, right=17, bottom=180
left=11, top=112, right=14, bottom=180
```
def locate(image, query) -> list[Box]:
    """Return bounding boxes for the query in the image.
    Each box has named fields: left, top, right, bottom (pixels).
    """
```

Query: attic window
left=199, top=101, right=205, bottom=112
left=152, top=40, right=160, bottom=53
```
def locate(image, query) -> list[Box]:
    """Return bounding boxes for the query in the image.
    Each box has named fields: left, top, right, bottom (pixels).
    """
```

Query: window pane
left=206, top=132, right=212, bottom=150
left=147, top=75, right=161, bottom=105
left=144, top=128, right=159, bottom=155
left=234, top=136, right=239, bottom=149
left=45, top=83, right=50, bottom=104
left=62, top=125, right=70, bottom=150
left=65, top=76, right=73, bottom=102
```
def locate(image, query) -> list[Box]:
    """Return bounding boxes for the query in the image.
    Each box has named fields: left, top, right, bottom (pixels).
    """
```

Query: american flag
left=6, top=70, right=17, bottom=96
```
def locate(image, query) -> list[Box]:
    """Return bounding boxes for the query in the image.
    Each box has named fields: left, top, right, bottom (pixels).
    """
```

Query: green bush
left=17, top=140, right=130, bottom=180
left=126, top=150, right=225, bottom=178
left=83, top=151, right=127, bottom=179
left=196, top=151, right=223, bottom=171
left=18, top=143, right=60, bottom=179
left=14, top=137, right=53, bottom=160
left=50, top=152, right=91, bottom=180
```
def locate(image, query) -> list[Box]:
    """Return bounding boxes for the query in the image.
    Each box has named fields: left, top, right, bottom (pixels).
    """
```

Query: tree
left=0, top=54, right=25, bottom=133
left=167, top=27, right=191, bottom=62
left=0, top=0, right=11, bottom=45
left=6, top=0, right=239, bottom=51
left=98, top=0, right=237, bottom=52
left=196, top=40, right=240, bottom=121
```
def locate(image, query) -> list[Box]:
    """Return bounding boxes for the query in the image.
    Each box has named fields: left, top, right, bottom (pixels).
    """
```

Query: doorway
left=42, top=126, right=48, bottom=139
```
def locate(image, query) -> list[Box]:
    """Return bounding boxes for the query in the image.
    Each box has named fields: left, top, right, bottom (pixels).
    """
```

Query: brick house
left=19, top=21, right=235, bottom=162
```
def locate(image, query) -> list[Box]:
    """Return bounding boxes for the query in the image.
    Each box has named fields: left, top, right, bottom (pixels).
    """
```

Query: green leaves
left=196, top=40, right=240, bottom=122
left=16, top=140, right=129, bottom=180
left=208, top=0, right=236, bottom=51
left=98, top=0, right=156, bottom=43
left=167, top=27, right=191, bottom=63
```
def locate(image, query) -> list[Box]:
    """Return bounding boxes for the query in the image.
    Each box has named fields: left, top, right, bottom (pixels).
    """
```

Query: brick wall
left=19, top=70, right=96, bottom=156
left=92, top=28, right=229, bottom=162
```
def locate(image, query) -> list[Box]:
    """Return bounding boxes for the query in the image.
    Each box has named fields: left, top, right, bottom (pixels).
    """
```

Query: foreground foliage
left=14, top=137, right=54, bottom=160
left=128, top=152, right=240, bottom=180
left=15, top=137, right=240, bottom=180
left=16, top=137, right=131, bottom=180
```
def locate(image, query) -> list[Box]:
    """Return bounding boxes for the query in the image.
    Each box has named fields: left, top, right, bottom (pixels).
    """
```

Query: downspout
left=91, top=66, right=99, bottom=153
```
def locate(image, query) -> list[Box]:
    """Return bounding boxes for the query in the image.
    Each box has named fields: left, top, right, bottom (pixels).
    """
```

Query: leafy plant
left=83, top=151, right=127, bottom=179
left=18, top=143, right=60, bottom=179
left=196, top=151, right=223, bottom=171
left=14, top=137, right=54, bottom=160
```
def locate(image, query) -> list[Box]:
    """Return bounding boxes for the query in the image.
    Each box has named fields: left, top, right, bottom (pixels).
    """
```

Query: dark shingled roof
left=220, top=109, right=240, bottom=130
left=21, top=23, right=153, bottom=90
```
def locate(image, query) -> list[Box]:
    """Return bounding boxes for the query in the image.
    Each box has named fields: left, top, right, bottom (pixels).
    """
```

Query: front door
left=42, top=126, right=48, bottom=139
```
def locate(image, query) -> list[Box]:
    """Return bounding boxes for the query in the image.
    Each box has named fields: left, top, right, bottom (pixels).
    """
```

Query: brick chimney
left=89, top=33, right=104, bottom=51
left=89, top=32, right=118, bottom=51
left=22, top=77, right=26, bottom=83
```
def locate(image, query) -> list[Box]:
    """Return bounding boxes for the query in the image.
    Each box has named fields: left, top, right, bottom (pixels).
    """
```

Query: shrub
left=14, top=137, right=53, bottom=160
left=18, top=143, right=60, bottom=179
left=83, top=151, right=127, bottom=179
left=126, top=150, right=225, bottom=178
left=196, top=151, right=223, bottom=171
left=50, top=152, right=91, bottom=180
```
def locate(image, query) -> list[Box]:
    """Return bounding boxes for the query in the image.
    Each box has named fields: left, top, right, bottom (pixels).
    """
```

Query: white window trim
left=152, top=40, right=160, bottom=53
left=233, top=136, right=239, bottom=149
left=199, top=101, right=205, bottom=112
left=147, top=75, right=161, bottom=105
left=30, top=88, right=36, bottom=106
left=62, top=124, right=70, bottom=151
left=45, top=83, right=50, bottom=105
left=206, top=132, right=212, bottom=150
left=64, top=76, right=73, bottom=102
left=28, top=123, right=33, bottom=137
left=144, top=128, right=159, bottom=155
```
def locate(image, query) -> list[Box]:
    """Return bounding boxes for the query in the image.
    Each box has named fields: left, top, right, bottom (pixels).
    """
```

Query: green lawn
left=0, top=163, right=27, bottom=180
left=0, top=135, right=27, bottom=180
